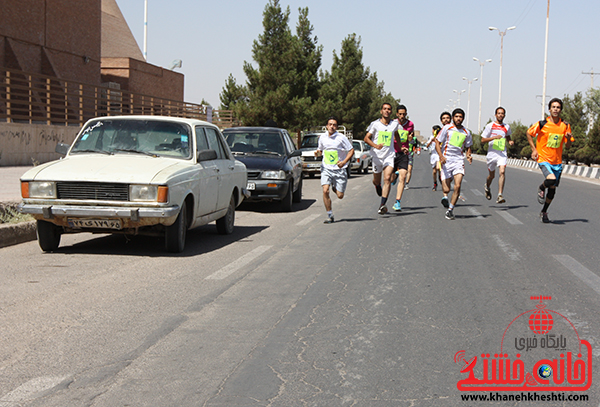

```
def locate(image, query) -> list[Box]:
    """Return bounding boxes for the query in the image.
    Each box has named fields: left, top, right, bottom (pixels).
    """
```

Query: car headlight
left=130, top=185, right=160, bottom=202
left=261, top=170, right=286, bottom=180
left=26, top=181, right=57, bottom=198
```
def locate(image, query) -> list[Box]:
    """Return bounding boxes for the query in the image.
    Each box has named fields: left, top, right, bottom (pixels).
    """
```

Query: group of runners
left=314, top=98, right=573, bottom=224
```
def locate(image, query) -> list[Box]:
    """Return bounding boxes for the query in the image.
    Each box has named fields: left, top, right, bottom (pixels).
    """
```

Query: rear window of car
left=224, top=131, right=285, bottom=155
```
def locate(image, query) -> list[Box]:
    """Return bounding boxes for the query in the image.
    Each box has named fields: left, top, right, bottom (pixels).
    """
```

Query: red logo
left=455, top=296, right=592, bottom=391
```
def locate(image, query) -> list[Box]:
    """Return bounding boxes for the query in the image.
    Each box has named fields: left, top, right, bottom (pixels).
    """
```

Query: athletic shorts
left=408, top=153, right=414, bottom=166
left=321, top=167, right=348, bottom=193
left=539, top=162, right=563, bottom=187
left=371, top=154, right=395, bottom=174
left=394, top=152, right=409, bottom=171
left=441, top=160, right=465, bottom=181
left=430, top=153, right=439, bottom=168
left=487, top=155, right=507, bottom=172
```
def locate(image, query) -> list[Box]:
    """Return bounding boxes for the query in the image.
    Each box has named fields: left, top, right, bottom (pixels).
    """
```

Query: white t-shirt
left=483, top=122, right=512, bottom=159
left=367, top=119, right=399, bottom=160
left=436, top=124, right=473, bottom=162
left=318, top=131, right=353, bottom=170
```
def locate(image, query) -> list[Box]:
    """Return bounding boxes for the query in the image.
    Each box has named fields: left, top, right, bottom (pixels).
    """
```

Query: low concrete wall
left=0, top=122, right=80, bottom=166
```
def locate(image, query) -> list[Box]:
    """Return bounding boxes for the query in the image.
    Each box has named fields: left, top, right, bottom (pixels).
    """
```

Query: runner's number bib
left=449, top=131, right=467, bottom=148
left=398, top=130, right=409, bottom=143
left=378, top=131, right=393, bottom=147
left=546, top=133, right=563, bottom=149
left=492, top=138, right=506, bottom=151
left=324, top=150, right=339, bottom=165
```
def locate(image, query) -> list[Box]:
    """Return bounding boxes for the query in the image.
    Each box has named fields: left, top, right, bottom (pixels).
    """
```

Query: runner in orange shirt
left=526, top=98, right=574, bottom=223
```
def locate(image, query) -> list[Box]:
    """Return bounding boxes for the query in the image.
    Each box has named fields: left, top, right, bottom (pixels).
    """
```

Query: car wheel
left=37, top=220, right=61, bottom=252
left=363, top=162, right=369, bottom=173
left=165, top=203, right=187, bottom=253
left=346, top=166, right=351, bottom=179
left=216, top=193, right=235, bottom=235
left=292, top=177, right=302, bottom=203
left=281, top=180, right=293, bottom=212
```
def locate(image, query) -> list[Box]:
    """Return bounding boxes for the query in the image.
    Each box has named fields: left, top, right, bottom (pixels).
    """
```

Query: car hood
left=234, top=155, right=285, bottom=171
left=21, top=154, right=186, bottom=184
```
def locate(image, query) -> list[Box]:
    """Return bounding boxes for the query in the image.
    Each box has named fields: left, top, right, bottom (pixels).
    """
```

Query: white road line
left=554, top=255, right=600, bottom=296
left=467, top=207, right=484, bottom=219
left=205, top=246, right=272, bottom=280
left=471, top=189, right=484, bottom=197
left=0, top=376, right=68, bottom=405
left=492, top=235, right=521, bottom=261
left=495, top=210, right=523, bottom=225
left=296, top=214, right=320, bottom=226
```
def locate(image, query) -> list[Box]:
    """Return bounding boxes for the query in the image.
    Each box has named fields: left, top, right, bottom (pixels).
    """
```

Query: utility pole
left=144, top=0, right=148, bottom=61
left=582, top=68, right=600, bottom=89
left=541, top=0, right=550, bottom=119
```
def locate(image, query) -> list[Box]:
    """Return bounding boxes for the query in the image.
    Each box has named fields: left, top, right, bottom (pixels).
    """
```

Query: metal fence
left=0, top=67, right=239, bottom=128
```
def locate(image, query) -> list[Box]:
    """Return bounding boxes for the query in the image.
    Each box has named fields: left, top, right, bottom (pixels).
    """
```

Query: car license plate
left=68, top=218, right=122, bottom=230
left=247, top=182, right=256, bottom=191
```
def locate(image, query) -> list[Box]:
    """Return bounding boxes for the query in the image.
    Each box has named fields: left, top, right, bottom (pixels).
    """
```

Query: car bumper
left=245, top=180, right=289, bottom=200
left=302, top=162, right=321, bottom=174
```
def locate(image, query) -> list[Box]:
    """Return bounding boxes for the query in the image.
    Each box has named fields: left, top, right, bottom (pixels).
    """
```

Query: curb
left=0, top=221, right=36, bottom=249
left=473, top=155, right=600, bottom=181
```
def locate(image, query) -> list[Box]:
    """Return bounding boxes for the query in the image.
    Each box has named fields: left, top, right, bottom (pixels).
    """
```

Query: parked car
left=19, top=116, right=248, bottom=253
left=351, top=139, right=372, bottom=173
left=300, top=132, right=354, bottom=178
left=222, top=127, right=303, bottom=211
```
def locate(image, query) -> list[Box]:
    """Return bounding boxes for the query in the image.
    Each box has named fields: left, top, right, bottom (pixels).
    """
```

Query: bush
left=520, top=145, right=532, bottom=159
left=574, top=146, right=598, bottom=166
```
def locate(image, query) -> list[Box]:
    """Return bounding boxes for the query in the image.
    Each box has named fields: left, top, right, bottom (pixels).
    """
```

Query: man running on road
left=526, top=98, right=573, bottom=223
left=426, top=125, right=442, bottom=191
left=435, top=108, right=473, bottom=220
left=481, top=107, right=513, bottom=203
left=390, top=105, right=412, bottom=211
left=365, top=103, right=401, bottom=215
left=396, top=105, right=416, bottom=190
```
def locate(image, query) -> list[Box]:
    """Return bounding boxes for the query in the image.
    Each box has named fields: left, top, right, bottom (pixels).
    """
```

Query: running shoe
left=375, top=184, right=382, bottom=197
left=378, top=205, right=388, bottom=215
left=537, top=187, right=545, bottom=204
left=391, top=171, right=399, bottom=186
left=441, top=196, right=449, bottom=208
left=404, top=184, right=409, bottom=190
left=432, top=182, right=437, bottom=191
left=484, top=184, right=492, bottom=200
left=324, top=216, right=334, bottom=224
left=540, top=212, right=550, bottom=223
left=445, top=209, right=455, bottom=220
left=393, top=201, right=402, bottom=211
left=496, top=194, right=506, bottom=204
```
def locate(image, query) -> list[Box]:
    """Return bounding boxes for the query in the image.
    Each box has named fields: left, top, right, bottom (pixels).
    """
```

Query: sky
left=117, top=0, right=600, bottom=135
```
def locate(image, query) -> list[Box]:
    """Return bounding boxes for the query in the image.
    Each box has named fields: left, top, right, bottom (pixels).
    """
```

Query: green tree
left=219, top=74, right=247, bottom=110
left=507, top=120, right=529, bottom=158
left=561, top=92, right=587, bottom=160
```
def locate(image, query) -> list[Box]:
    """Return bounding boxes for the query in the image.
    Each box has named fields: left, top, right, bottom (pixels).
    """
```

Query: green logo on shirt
left=379, top=131, right=392, bottom=147
left=324, top=150, right=339, bottom=165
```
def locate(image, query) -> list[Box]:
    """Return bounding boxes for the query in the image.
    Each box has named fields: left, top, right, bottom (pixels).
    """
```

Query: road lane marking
left=471, top=189, right=484, bottom=197
left=296, top=214, right=320, bottom=226
left=206, top=246, right=272, bottom=280
left=0, top=376, right=69, bottom=405
left=467, top=207, right=484, bottom=219
left=492, top=235, right=521, bottom=261
left=495, top=210, right=523, bottom=225
left=554, top=255, right=600, bottom=296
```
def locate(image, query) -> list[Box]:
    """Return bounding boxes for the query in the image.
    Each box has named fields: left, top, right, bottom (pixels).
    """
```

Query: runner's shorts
left=487, top=154, right=507, bottom=172
left=371, top=154, right=395, bottom=174
left=539, top=162, right=563, bottom=187
left=321, top=167, right=348, bottom=193
left=394, top=152, right=409, bottom=171
left=408, top=153, right=414, bottom=166
left=430, top=152, right=439, bottom=168
left=440, top=159, right=465, bottom=180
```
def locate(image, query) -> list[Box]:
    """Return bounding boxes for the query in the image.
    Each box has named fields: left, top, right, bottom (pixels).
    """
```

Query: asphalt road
left=0, top=154, right=599, bottom=406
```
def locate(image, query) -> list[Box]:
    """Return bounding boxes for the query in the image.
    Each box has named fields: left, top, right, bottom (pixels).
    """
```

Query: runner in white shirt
left=435, top=108, right=473, bottom=220
left=315, top=117, right=354, bottom=224
left=481, top=107, right=513, bottom=204
left=426, top=125, right=442, bottom=191
left=364, top=103, right=401, bottom=215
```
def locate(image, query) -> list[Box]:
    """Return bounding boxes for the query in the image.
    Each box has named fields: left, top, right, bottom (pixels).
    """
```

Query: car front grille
left=247, top=171, right=261, bottom=180
left=56, top=182, right=129, bottom=201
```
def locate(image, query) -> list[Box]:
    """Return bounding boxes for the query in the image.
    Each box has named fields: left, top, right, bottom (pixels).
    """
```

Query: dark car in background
left=223, top=127, right=303, bottom=211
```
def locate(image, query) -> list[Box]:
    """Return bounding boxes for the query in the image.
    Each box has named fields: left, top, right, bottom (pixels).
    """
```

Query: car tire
left=363, top=162, right=369, bottom=173
left=281, top=180, right=293, bottom=212
left=216, top=193, right=235, bottom=235
left=37, top=220, right=61, bottom=252
left=346, top=166, right=351, bottom=179
left=165, top=203, right=187, bottom=253
left=292, top=178, right=302, bottom=203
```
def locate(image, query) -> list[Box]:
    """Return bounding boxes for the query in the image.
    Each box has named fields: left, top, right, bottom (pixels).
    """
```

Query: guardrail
left=0, top=67, right=239, bottom=128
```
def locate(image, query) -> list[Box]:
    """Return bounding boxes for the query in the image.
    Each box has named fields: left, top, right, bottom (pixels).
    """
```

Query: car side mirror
left=55, top=143, right=70, bottom=156
left=197, top=149, right=218, bottom=162
left=290, top=150, right=301, bottom=158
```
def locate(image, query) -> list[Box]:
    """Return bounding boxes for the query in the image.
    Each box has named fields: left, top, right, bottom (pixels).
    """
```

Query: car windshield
left=301, top=135, right=319, bottom=148
left=352, top=141, right=361, bottom=150
left=224, top=132, right=285, bottom=155
left=70, top=119, right=192, bottom=159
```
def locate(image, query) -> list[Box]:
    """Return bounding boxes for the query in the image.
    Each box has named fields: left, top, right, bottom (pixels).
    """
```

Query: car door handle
left=214, top=168, right=220, bottom=173
left=228, top=165, right=235, bottom=170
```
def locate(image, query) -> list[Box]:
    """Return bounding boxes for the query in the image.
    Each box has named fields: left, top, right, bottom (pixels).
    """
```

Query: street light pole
left=143, top=0, right=148, bottom=61
left=541, top=0, right=550, bottom=119
left=489, top=26, right=516, bottom=107
left=462, top=77, right=478, bottom=130
left=453, top=89, right=466, bottom=107
left=473, top=57, right=492, bottom=132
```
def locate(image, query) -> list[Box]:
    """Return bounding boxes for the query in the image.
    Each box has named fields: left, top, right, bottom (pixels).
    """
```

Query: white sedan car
left=19, top=116, right=248, bottom=253
left=351, top=140, right=371, bottom=173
